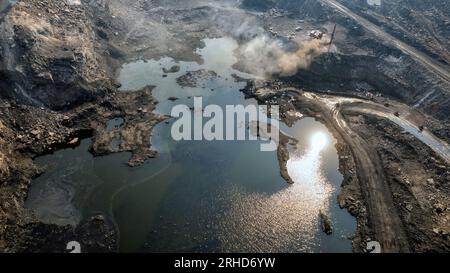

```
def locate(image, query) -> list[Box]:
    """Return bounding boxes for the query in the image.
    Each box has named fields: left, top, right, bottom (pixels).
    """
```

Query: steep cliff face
left=0, top=0, right=122, bottom=252
left=0, top=1, right=167, bottom=252
left=0, top=0, right=113, bottom=109
left=0, top=113, right=37, bottom=252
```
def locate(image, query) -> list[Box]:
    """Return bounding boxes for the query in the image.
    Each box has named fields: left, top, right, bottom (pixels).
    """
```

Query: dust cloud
left=237, top=35, right=328, bottom=78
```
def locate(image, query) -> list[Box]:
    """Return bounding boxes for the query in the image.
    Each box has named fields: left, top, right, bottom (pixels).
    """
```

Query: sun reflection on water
left=220, top=130, right=335, bottom=252
left=310, top=132, right=329, bottom=153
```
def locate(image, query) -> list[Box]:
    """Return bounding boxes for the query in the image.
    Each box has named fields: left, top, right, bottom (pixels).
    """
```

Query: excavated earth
left=0, top=0, right=167, bottom=252
left=0, top=0, right=449, bottom=253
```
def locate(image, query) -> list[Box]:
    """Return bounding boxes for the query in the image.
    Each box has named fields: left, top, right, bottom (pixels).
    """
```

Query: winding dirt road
left=279, top=87, right=450, bottom=252
left=305, top=93, right=411, bottom=252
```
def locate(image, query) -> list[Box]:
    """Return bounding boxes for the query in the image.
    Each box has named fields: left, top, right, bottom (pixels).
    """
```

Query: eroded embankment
left=0, top=0, right=167, bottom=252
left=242, top=81, right=450, bottom=252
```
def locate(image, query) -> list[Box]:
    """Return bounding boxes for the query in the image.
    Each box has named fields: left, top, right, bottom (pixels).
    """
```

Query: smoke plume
left=237, top=35, right=328, bottom=78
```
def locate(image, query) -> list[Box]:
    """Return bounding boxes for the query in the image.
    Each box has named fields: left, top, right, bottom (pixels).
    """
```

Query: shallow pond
left=26, top=37, right=355, bottom=253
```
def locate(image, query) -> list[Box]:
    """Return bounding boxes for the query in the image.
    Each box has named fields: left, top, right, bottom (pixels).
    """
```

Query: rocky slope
left=338, top=0, right=450, bottom=66
left=0, top=0, right=116, bottom=109
left=0, top=0, right=164, bottom=252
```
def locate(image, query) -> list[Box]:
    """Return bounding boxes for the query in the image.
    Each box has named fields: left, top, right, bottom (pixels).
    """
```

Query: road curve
left=289, top=90, right=411, bottom=252
left=331, top=105, right=410, bottom=252
left=322, top=96, right=412, bottom=252
left=319, top=0, right=450, bottom=84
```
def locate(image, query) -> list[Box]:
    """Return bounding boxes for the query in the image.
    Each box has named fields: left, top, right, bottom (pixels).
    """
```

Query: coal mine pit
left=0, top=0, right=449, bottom=256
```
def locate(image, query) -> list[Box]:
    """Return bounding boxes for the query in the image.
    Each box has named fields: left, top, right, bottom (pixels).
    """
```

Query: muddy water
left=25, top=37, right=355, bottom=252
left=385, top=115, right=450, bottom=163
left=354, top=108, right=450, bottom=164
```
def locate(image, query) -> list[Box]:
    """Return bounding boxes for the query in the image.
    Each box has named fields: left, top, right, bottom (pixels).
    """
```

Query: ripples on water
left=26, top=37, right=355, bottom=253
left=219, top=127, right=341, bottom=253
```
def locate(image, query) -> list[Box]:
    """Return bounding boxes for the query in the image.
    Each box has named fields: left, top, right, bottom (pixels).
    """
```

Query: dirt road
left=319, top=0, right=450, bottom=85
left=275, top=87, right=450, bottom=252
left=305, top=93, right=411, bottom=252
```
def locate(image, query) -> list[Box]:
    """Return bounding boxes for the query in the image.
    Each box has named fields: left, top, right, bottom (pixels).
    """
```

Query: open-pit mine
left=0, top=0, right=449, bottom=254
